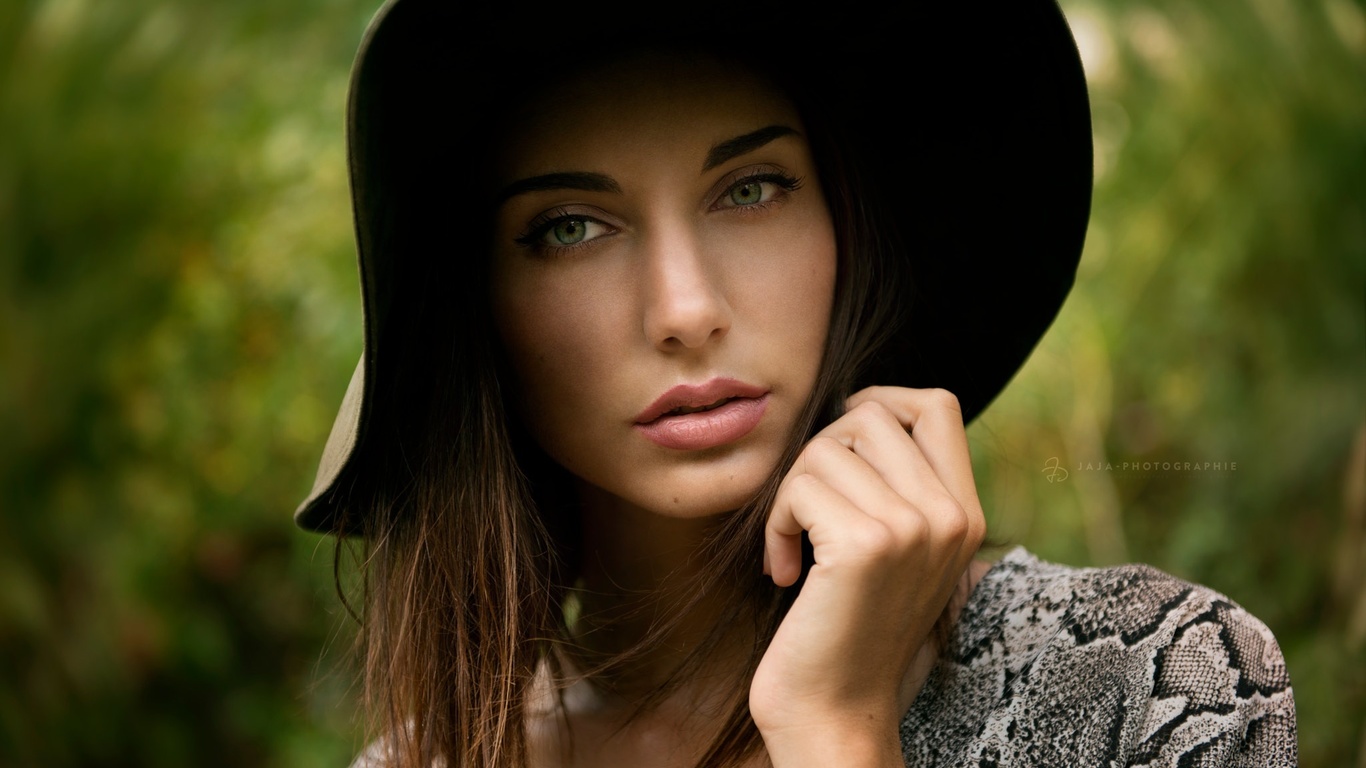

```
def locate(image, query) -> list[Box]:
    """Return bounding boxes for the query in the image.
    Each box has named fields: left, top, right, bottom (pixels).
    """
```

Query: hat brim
left=295, top=0, right=1093, bottom=533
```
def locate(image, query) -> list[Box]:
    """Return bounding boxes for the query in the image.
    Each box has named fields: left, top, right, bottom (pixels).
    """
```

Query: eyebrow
left=494, top=171, right=622, bottom=205
left=703, top=125, right=799, bottom=171
left=495, top=124, right=800, bottom=205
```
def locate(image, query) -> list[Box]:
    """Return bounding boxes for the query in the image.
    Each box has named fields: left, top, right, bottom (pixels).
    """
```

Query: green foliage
left=0, top=0, right=1361, bottom=765
left=0, top=1, right=372, bottom=765
left=972, top=2, right=1366, bottom=765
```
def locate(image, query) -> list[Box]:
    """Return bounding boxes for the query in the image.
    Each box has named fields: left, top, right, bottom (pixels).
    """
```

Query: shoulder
left=348, top=728, right=448, bottom=768
left=902, top=548, right=1297, bottom=767
left=349, top=736, right=397, bottom=768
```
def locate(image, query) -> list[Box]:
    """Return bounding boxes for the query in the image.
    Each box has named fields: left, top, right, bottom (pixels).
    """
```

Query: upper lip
left=634, top=378, right=769, bottom=424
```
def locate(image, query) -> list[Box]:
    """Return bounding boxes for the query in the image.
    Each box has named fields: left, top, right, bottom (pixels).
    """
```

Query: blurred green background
left=0, top=0, right=1361, bottom=765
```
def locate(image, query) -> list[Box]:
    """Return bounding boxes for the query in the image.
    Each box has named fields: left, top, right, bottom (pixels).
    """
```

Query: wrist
left=758, top=720, right=902, bottom=768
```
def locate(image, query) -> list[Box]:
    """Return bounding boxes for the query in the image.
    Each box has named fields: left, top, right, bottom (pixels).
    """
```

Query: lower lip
left=634, top=394, right=770, bottom=451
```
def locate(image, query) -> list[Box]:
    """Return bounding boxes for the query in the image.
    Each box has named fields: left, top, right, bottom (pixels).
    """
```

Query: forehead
left=491, top=51, right=804, bottom=179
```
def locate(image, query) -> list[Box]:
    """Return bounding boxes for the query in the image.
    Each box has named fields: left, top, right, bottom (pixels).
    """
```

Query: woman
left=295, top=1, right=1298, bottom=766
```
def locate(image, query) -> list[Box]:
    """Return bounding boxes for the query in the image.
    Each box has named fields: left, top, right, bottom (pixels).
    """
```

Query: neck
left=561, top=480, right=753, bottom=706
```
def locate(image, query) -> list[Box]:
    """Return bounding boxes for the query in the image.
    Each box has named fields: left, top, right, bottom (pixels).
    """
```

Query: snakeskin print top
left=900, top=547, right=1297, bottom=766
left=352, top=547, right=1297, bottom=766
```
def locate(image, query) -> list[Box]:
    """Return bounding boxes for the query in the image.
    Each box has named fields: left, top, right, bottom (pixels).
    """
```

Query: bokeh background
left=1, top=0, right=1362, bottom=765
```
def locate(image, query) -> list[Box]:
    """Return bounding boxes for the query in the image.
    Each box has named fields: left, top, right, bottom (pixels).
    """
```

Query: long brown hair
left=332, top=49, right=914, bottom=768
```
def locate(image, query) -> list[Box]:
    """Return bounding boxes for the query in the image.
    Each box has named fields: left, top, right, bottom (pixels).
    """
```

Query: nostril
left=644, top=291, right=732, bottom=350
left=639, top=232, right=733, bottom=350
left=652, top=314, right=730, bottom=350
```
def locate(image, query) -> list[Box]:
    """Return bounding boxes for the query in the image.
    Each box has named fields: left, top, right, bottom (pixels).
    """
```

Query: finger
left=814, top=398, right=945, bottom=508
left=765, top=472, right=873, bottom=588
left=803, top=401, right=978, bottom=568
left=845, top=387, right=986, bottom=549
left=810, top=396, right=978, bottom=560
left=777, top=434, right=926, bottom=540
left=816, top=397, right=978, bottom=557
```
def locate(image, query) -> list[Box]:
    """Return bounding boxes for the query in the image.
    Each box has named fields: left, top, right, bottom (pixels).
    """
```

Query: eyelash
left=514, top=169, right=806, bottom=255
left=712, top=170, right=805, bottom=213
left=515, top=206, right=605, bottom=253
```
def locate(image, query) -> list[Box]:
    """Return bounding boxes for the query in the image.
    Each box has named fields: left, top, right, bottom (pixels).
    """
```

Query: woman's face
left=488, top=53, right=837, bottom=519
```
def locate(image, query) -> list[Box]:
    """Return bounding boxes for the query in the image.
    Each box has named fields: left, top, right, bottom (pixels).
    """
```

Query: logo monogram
left=1042, top=457, right=1069, bottom=483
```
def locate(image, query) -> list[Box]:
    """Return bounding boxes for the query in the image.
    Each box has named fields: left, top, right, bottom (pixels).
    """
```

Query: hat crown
left=294, top=0, right=1093, bottom=533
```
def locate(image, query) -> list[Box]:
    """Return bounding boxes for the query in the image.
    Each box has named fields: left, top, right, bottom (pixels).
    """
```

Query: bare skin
left=525, top=560, right=994, bottom=768
left=489, top=53, right=989, bottom=767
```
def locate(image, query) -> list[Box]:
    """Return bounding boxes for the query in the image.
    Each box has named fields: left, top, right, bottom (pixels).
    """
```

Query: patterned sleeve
left=900, top=549, right=1298, bottom=767
left=1127, top=593, right=1297, bottom=767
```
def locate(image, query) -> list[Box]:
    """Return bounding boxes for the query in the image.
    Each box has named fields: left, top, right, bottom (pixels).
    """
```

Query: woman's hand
left=750, top=386, right=986, bottom=766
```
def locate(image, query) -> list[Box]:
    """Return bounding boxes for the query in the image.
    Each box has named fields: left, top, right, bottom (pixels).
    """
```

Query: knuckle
left=929, top=388, right=962, bottom=415
left=844, top=385, right=884, bottom=409
left=848, top=399, right=894, bottom=428
left=890, top=507, right=930, bottom=547
left=849, top=520, right=898, bottom=556
left=787, top=471, right=824, bottom=496
left=966, top=509, right=988, bottom=548
left=937, top=504, right=971, bottom=543
left=804, top=435, right=847, bottom=464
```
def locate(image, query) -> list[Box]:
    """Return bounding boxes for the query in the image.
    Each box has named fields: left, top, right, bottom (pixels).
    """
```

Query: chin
left=555, top=425, right=794, bottom=521
left=631, top=454, right=779, bottom=519
left=640, top=490, right=759, bottom=520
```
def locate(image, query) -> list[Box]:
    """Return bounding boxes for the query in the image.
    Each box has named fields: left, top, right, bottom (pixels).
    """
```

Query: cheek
left=765, top=218, right=837, bottom=405
left=789, top=223, right=838, bottom=325
left=786, top=238, right=838, bottom=375
left=490, top=265, right=624, bottom=441
left=726, top=210, right=838, bottom=362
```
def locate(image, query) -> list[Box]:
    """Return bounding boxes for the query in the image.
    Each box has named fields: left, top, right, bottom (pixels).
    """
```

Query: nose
left=640, top=222, right=732, bottom=351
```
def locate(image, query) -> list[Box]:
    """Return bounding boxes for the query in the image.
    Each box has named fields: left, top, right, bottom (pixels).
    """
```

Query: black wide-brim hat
left=294, top=0, right=1094, bottom=534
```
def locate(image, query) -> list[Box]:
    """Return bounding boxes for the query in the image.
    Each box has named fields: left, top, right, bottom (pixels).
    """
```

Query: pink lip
left=634, top=378, right=770, bottom=451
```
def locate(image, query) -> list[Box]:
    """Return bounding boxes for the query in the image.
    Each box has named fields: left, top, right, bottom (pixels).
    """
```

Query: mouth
left=633, top=378, right=771, bottom=451
left=634, top=378, right=770, bottom=424
left=663, top=397, right=735, bottom=417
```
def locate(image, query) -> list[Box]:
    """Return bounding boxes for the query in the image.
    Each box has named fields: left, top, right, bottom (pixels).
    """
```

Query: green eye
left=517, top=214, right=612, bottom=252
left=728, top=180, right=766, bottom=206
left=551, top=218, right=587, bottom=245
